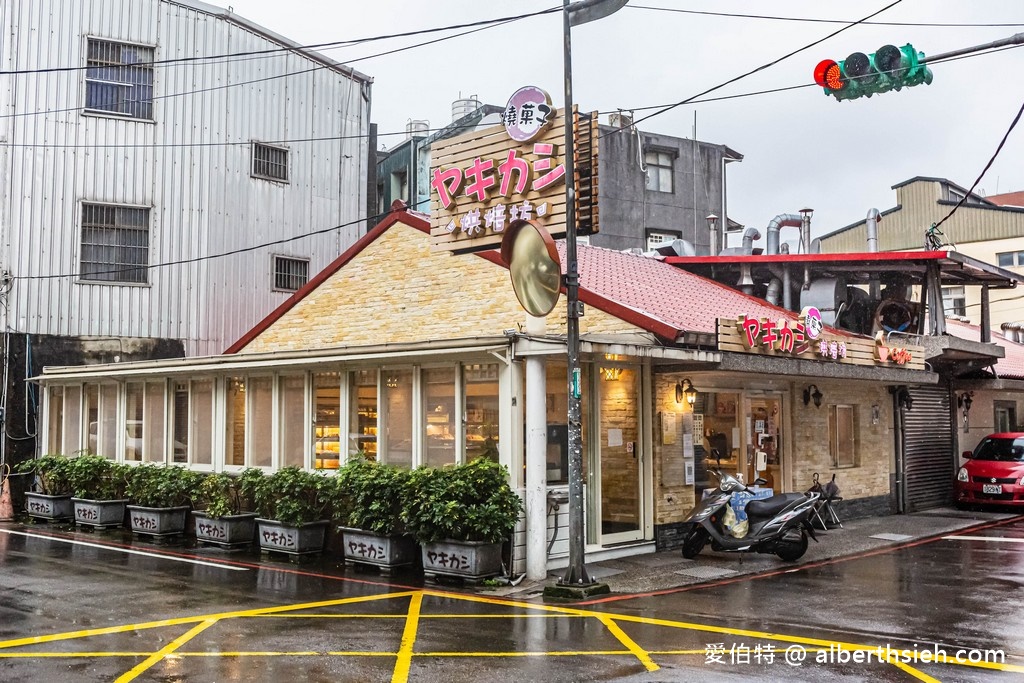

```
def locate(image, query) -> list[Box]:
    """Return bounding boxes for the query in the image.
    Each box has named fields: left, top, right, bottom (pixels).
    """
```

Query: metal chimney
left=866, top=208, right=881, bottom=252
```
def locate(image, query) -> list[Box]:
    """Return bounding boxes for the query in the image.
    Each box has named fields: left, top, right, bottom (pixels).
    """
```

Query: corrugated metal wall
left=902, top=386, right=954, bottom=511
left=1, top=0, right=370, bottom=356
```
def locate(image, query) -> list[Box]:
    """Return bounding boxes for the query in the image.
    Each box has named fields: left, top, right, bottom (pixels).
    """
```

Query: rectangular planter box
left=126, top=505, right=189, bottom=538
left=72, top=498, right=128, bottom=529
left=339, top=527, right=418, bottom=571
left=25, top=492, right=73, bottom=521
left=256, top=518, right=328, bottom=556
left=421, top=539, right=503, bottom=581
left=193, top=511, right=257, bottom=548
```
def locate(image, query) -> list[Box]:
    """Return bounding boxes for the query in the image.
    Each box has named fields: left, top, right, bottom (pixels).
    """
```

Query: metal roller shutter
left=902, top=386, right=954, bottom=511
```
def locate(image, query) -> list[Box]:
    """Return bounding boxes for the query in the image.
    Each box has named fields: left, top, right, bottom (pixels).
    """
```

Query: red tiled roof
left=944, top=319, right=1024, bottom=379
left=987, top=190, right=1024, bottom=207
left=571, top=242, right=812, bottom=337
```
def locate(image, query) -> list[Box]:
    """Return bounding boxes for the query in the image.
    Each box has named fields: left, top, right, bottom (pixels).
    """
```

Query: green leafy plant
left=403, top=458, right=523, bottom=544
left=197, top=473, right=246, bottom=518
left=335, top=454, right=410, bottom=535
left=243, top=467, right=331, bottom=526
left=15, top=455, right=74, bottom=496
left=125, top=465, right=203, bottom=508
left=65, top=454, right=129, bottom=500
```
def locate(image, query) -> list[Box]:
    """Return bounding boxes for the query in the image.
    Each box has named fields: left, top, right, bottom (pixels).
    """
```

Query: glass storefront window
left=249, top=377, right=273, bottom=467
left=423, top=366, right=456, bottom=467
left=280, top=375, right=306, bottom=469
left=314, top=373, right=341, bottom=468
left=85, top=384, right=116, bottom=458
left=143, top=381, right=165, bottom=463
left=348, top=370, right=377, bottom=459
left=125, top=382, right=143, bottom=462
left=465, top=363, right=499, bottom=463
left=47, top=386, right=64, bottom=454
left=226, top=377, right=246, bottom=467
left=172, top=382, right=189, bottom=464
left=383, top=369, right=413, bottom=468
left=191, top=380, right=213, bottom=466
left=62, top=385, right=82, bottom=456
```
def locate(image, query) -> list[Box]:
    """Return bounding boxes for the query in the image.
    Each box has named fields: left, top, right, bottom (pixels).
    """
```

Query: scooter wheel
left=775, top=531, right=808, bottom=562
left=681, top=528, right=708, bottom=559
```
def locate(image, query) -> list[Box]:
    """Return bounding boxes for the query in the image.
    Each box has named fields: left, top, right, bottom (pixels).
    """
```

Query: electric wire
left=628, top=5, right=1024, bottom=28
left=600, top=0, right=905, bottom=137
left=931, top=95, right=1024, bottom=232
left=0, top=9, right=534, bottom=121
left=0, top=7, right=560, bottom=77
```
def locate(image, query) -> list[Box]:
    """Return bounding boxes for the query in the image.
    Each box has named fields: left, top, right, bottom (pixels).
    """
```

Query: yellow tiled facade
left=240, top=223, right=645, bottom=353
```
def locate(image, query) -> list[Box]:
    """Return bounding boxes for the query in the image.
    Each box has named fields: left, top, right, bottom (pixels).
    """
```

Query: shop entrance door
left=746, top=394, right=784, bottom=491
left=593, top=366, right=643, bottom=544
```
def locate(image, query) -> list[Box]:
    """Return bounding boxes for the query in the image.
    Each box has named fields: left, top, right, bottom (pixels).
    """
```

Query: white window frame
left=941, top=285, right=966, bottom=317
left=272, top=255, right=309, bottom=292
left=829, top=404, right=858, bottom=468
left=84, top=37, right=155, bottom=120
left=251, top=141, right=290, bottom=182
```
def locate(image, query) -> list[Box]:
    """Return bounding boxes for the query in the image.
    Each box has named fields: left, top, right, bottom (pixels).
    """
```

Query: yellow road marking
left=891, top=659, right=943, bottom=682
left=597, top=615, right=659, bottom=671
left=392, top=592, right=422, bottom=683
left=115, top=618, right=218, bottom=683
left=3, top=588, right=1018, bottom=677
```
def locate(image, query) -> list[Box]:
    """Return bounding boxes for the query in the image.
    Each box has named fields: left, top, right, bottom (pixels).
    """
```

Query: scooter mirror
left=753, top=477, right=767, bottom=486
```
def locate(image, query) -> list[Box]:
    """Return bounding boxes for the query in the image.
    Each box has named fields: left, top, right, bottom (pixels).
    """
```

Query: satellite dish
left=501, top=219, right=562, bottom=317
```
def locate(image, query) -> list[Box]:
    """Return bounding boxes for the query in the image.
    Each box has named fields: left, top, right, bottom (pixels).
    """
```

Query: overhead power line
left=0, top=7, right=560, bottom=77
left=628, top=5, right=1024, bottom=28
left=600, top=0, right=906, bottom=137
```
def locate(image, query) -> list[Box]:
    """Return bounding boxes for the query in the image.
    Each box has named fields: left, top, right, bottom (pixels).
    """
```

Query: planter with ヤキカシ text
left=256, top=518, right=329, bottom=556
left=25, top=492, right=73, bottom=521
left=127, top=505, right=189, bottom=538
left=72, top=497, right=128, bottom=529
left=193, top=511, right=257, bottom=548
left=339, top=527, right=419, bottom=573
left=421, top=539, right=503, bottom=582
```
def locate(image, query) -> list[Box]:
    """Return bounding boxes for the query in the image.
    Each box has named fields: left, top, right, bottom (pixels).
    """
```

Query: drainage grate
left=870, top=533, right=913, bottom=541
left=675, top=566, right=738, bottom=580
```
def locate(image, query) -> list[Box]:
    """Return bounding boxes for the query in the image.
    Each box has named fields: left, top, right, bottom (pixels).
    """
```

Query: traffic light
left=813, top=44, right=933, bottom=101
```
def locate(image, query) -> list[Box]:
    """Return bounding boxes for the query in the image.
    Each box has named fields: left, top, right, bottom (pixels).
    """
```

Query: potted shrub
left=125, top=465, right=203, bottom=538
left=335, top=455, right=418, bottom=573
left=192, top=473, right=257, bottom=549
left=66, top=454, right=130, bottom=529
left=404, top=458, right=523, bottom=582
left=245, top=467, right=332, bottom=556
left=16, top=455, right=74, bottom=521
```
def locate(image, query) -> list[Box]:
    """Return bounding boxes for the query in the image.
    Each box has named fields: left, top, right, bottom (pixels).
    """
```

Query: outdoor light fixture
left=959, top=391, right=974, bottom=433
left=675, top=378, right=698, bottom=405
left=803, top=384, right=823, bottom=408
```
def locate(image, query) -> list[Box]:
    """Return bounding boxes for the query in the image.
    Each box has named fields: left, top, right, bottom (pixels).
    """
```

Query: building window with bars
left=252, top=142, right=289, bottom=182
left=273, top=256, right=309, bottom=292
left=80, top=204, right=150, bottom=283
left=85, top=39, right=154, bottom=120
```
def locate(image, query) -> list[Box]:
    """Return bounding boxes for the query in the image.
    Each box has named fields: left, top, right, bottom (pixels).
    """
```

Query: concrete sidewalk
left=502, top=507, right=1020, bottom=598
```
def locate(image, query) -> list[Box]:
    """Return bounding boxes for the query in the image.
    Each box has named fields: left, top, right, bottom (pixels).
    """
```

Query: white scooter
left=681, top=468, right=819, bottom=562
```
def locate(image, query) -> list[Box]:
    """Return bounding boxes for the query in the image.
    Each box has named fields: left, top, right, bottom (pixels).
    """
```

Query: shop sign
left=874, top=332, right=914, bottom=365
left=429, top=86, right=598, bottom=255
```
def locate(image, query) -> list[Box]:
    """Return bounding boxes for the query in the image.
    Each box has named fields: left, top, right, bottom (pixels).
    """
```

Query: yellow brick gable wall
left=240, top=222, right=646, bottom=353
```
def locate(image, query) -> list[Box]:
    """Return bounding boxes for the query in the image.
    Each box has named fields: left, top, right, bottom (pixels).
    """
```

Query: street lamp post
left=558, top=0, right=628, bottom=588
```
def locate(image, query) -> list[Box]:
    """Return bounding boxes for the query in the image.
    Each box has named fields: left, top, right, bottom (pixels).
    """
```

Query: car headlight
left=957, top=467, right=969, bottom=482
left=1020, top=475, right=1024, bottom=486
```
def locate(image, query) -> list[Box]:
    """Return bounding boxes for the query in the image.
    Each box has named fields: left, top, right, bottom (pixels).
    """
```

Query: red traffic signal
left=813, top=59, right=845, bottom=91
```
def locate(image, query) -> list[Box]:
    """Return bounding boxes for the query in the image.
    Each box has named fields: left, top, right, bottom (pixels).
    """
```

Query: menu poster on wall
left=661, top=412, right=676, bottom=445
left=683, top=433, right=694, bottom=459
left=608, top=428, right=623, bottom=448
left=692, top=414, right=704, bottom=441
left=684, top=459, right=695, bottom=485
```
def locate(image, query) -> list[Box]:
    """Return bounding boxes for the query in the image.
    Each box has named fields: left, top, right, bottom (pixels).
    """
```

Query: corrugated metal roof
left=988, top=190, right=1024, bottom=208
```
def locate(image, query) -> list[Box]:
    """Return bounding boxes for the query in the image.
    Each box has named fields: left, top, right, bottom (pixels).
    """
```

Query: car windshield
left=973, top=437, right=1024, bottom=462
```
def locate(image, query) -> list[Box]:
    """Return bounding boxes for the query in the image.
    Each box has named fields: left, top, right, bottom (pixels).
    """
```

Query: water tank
left=452, top=95, right=481, bottom=121
left=406, top=119, right=429, bottom=136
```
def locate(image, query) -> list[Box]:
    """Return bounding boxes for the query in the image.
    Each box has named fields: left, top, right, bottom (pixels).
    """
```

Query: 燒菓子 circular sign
left=504, top=86, right=555, bottom=143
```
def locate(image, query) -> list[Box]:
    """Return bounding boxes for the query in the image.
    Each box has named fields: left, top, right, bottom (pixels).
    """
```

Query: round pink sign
left=503, top=86, right=555, bottom=143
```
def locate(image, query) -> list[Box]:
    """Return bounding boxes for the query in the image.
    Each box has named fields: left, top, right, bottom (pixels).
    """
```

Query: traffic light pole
left=919, top=32, right=1024, bottom=64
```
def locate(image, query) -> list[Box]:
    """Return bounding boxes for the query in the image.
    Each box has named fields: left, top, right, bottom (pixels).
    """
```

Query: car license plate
left=982, top=484, right=1002, bottom=494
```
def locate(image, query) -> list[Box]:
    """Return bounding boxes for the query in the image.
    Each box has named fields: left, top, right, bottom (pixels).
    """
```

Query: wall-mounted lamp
left=601, top=367, right=623, bottom=381
left=891, top=386, right=913, bottom=412
left=802, top=384, right=823, bottom=408
left=675, top=378, right=698, bottom=406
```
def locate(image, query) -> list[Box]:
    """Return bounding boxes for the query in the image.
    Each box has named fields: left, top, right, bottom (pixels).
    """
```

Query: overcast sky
left=227, top=0, right=1024, bottom=245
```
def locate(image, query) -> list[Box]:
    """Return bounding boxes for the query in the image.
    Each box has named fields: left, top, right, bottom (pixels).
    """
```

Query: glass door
left=594, top=365, right=643, bottom=544
left=746, top=394, right=784, bottom=492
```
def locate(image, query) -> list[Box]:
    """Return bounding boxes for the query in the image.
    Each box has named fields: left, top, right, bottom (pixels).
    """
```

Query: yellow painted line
left=0, top=590, right=419, bottom=650
left=115, top=618, right=218, bottom=683
left=391, top=593, right=422, bottom=683
left=0, top=652, right=150, bottom=658
left=251, top=613, right=575, bottom=619
left=597, top=615, right=658, bottom=672
left=890, top=659, right=943, bottom=682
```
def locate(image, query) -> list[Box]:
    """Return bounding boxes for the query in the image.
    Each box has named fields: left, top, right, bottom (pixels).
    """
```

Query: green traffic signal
left=813, top=44, right=933, bottom=101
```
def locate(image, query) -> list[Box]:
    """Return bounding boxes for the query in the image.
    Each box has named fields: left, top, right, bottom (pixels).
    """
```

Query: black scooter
left=681, top=467, right=819, bottom=561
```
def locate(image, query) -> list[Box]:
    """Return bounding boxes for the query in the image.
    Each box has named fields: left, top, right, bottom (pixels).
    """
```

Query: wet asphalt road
left=1, top=516, right=1023, bottom=682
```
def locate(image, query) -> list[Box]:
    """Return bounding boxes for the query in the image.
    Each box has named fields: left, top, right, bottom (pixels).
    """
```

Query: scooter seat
left=745, top=493, right=806, bottom=520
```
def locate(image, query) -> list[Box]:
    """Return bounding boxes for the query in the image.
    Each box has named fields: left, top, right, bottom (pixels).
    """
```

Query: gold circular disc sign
left=501, top=219, right=562, bottom=317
